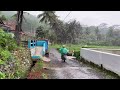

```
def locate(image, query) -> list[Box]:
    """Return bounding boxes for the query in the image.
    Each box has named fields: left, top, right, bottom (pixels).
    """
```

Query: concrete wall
left=80, top=48, right=120, bottom=76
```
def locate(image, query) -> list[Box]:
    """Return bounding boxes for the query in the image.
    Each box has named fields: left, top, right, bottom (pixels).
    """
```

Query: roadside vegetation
left=0, top=28, right=32, bottom=79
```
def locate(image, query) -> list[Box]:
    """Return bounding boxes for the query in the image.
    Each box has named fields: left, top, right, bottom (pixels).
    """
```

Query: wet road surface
left=47, top=48, right=117, bottom=79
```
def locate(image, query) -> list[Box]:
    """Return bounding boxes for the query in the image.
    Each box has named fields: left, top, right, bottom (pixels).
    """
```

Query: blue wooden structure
left=28, top=40, right=36, bottom=48
left=28, top=39, right=49, bottom=59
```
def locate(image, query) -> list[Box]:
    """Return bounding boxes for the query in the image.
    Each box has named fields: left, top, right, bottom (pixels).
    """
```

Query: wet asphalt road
left=46, top=48, right=117, bottom=79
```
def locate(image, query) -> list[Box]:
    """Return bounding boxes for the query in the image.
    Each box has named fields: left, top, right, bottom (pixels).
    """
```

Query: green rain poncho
left=59, top=47, right=69, bottom=55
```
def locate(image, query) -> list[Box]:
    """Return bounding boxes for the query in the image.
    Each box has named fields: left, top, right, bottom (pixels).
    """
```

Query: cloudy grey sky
left=25, top=11, right=120, bottom=26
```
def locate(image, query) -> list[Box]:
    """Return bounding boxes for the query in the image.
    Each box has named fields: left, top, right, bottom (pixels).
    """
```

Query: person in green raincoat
left=59, top=45, right=69, bottom=62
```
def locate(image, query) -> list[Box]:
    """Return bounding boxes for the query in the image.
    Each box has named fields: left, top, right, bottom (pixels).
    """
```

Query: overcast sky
left=25, top=11, right=120, bottom=26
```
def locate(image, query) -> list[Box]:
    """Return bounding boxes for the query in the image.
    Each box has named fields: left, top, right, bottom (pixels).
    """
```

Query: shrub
left=0, top=49, right=11, bottom=61
left=0, top=28, right=18, bottom=79
left=73, top=51, right=80, bottom=59
left=0, top=28, right=17, bottom=51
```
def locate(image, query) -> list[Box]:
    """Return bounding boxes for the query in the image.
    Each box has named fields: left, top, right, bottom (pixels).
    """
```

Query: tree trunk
left=19, top=11, right=23, bottom=32
left=15, top=11, right=23, bottom=46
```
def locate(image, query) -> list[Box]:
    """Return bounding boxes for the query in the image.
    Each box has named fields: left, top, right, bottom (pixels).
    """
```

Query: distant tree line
left=36, top=19, right=120, bottom=46
left=31, top=11, right=120, bottom=46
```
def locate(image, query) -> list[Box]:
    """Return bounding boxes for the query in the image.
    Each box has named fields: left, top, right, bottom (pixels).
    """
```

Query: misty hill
left=1, top=11, right=40, bottom=34
left=1, top=11, right=16, bottom=19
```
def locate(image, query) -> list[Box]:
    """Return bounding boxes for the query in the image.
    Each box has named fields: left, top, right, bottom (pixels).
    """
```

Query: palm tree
left=37, top=11, right=58, bottom=27
left=37, top=11, right=64, bottom=43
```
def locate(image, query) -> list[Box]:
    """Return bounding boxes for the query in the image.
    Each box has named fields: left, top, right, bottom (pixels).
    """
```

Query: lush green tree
left=36, top=26, right=46, bottom=39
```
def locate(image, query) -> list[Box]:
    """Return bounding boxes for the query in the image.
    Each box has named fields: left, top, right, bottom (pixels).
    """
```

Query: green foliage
left=13, top=58, right=27, bottom=79
left=0, top=28, right=17, bottom=51
left=0, top=59, right=5, bottom=65
left=37, top=61, right=43, bottom=69
left=14, top=69, right=25, bottom=78
left=7, top=39, right=17, bottom=51
left=36, top=24, right=51, bottom=39
left=0, top=49, right=11, bottom=61
left=7, top=73, right=15, bottom=79
left=36, top=26, right=46, bottom=38
left=73, top=51, right=80, bottom=59
left=0, top=28, right=31, bottom=79
left=0, top=28, right=19, bottom=79
left=0, top=72, right=6, bottom=79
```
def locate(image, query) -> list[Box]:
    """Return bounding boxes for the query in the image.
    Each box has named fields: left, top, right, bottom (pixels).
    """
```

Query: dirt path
left=47, top=48, right=117, bottom=79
